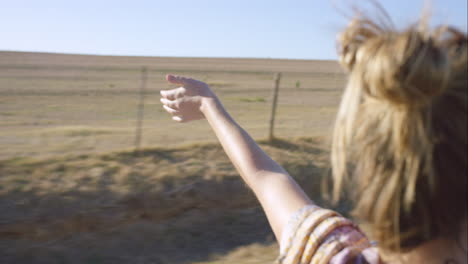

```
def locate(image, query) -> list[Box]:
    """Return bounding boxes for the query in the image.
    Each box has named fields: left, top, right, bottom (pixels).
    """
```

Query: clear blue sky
left=1, top=0, right=466, bottom=60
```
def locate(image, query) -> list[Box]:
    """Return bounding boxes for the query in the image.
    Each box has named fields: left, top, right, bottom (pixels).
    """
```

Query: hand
left=160, top=74, right=218, bottom=122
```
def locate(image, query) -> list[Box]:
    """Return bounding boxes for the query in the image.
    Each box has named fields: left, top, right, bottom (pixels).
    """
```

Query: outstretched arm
left=160, top=74, right=312, bottom=241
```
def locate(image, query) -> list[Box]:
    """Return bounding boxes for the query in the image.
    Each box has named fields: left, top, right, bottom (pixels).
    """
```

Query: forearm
left=202, top=98, right=282, bottom=186
left=201, top=98, right=312, bottom=240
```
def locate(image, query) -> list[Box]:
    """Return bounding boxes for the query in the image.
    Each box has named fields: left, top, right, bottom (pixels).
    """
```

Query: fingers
left=160, top=87, right=186, bottom=100
left=161, top=99, right=184, bottom=122
left=162, top=105, right=180, bottom=115
left=160, top=98, right=179, bottom=109
left=172, top=116, right=184, bottom=122
left=166, top=74, right=192, bottom=86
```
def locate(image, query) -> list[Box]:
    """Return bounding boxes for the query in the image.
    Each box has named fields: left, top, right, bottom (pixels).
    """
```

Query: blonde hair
left=331, top=11, right=467, bottom=252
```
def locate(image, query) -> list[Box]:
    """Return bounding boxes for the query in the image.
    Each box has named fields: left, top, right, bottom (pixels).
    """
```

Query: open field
left=0, top=51, right=346, bottom=160
left=0, top=51, right=348, bottom=263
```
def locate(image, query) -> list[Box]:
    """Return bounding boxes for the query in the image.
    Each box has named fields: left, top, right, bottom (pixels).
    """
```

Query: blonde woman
left=159, top=10, right=467, bottom=264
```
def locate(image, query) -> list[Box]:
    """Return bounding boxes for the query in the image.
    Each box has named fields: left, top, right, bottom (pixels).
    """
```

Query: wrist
left=200, top=96, right=222, bottom=115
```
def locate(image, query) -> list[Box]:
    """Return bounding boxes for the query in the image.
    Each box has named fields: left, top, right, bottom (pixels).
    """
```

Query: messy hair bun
left=338, top=17, right=454, bottom=108
left=332, top=12, right=467, bottom=252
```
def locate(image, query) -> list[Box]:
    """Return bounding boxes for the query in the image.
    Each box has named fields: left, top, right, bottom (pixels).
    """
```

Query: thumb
left=166, top=74, right=190, bottom=85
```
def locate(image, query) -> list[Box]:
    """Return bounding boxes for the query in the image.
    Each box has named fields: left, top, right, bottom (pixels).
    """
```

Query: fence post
left=134, top=66, right=148, bottom=153
left=269, top=72, right=281, bottom=142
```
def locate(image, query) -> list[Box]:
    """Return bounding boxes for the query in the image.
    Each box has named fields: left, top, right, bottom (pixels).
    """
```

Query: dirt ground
left=0, top=52, right=348, bottom=263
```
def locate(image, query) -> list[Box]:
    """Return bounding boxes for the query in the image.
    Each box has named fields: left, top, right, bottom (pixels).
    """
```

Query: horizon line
left=0, top=49, right=338, bottom=62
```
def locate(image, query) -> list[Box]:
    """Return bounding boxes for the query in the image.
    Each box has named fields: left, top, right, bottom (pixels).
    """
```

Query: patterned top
left=276, top=205, right=381, bottom=264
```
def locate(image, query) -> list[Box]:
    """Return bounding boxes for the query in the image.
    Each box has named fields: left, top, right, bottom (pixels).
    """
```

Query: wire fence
left=0, top=52, right=347, bottom=160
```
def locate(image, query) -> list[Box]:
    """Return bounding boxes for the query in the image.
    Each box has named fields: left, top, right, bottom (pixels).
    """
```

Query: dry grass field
left=0, top=51, right=348, bottom=263
left=0, top=51, right=345, bottom=160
